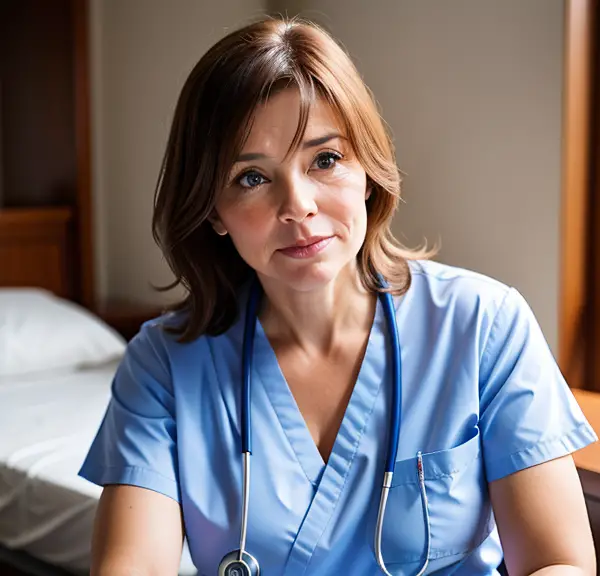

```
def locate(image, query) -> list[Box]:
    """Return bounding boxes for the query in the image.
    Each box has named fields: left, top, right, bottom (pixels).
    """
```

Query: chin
left=273, top=261, right=344, bottom=293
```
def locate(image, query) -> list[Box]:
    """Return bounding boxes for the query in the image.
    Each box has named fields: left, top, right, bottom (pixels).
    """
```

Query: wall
left=280, top=0, right=565, bottom=351
left=90, top=0, right=267, bottom=305
left=91, top=0, right=565, bottom=351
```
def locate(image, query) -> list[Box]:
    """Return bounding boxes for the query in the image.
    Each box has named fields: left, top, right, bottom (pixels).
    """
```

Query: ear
left=208, top=214, right=228, bottom=236
left=365, top=180, right=373, bottom=200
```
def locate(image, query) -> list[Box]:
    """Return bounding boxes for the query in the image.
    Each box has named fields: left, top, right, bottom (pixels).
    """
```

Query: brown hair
left=152, top=16, right=434, bottom=342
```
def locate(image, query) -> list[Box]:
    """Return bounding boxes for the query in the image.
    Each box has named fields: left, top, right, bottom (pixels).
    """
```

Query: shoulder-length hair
left=152, top=16, right=434, bottom=342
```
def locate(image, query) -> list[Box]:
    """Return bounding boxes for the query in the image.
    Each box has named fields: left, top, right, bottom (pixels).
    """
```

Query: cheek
left=324, top=179, right=368, bottom=230
left=219, top=203, right=272, bottom=245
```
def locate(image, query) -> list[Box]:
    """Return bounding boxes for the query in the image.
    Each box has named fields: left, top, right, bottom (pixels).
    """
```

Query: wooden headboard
left=0, top=0, right=93, bottom=307
left=0, top=207, right=75, bottom=300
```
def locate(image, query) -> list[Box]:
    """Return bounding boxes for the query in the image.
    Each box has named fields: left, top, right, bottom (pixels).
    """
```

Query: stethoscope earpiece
left=218, top=550, right=260, bottom=576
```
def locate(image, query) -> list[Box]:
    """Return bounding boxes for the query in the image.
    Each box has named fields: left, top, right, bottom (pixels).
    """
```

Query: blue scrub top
left=79, top=261, right=597, bottom=575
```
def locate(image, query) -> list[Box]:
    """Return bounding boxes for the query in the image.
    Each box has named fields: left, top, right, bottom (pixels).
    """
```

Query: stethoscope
left=218, top=278, right=432, bottom=576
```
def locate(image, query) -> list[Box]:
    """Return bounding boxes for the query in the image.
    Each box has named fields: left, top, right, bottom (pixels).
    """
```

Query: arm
left=91, top=485, right=184, bottom=576
left=489, top=455, right=596, bottom=576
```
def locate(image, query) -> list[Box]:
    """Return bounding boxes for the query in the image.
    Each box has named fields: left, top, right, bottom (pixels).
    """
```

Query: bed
left=0, top=286, right=197, bottom=575
left=0, top=209, right=196, bottom=574
left=0, top=1, right=196, bottom=570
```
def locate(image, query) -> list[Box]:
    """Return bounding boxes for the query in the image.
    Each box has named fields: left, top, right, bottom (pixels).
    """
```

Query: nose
left=277, top=175, right=318, bottom=224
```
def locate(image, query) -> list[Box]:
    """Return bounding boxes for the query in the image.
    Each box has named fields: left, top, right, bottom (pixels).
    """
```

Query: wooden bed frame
left=0, top=0, right=94, bottom=309
left=572, top=390, right=600, bottom=566
left=0, top=1, right=95, bottom=574
left=0, top=206, right=85, bottom=573
left=0, top=207, right=75, bottom=299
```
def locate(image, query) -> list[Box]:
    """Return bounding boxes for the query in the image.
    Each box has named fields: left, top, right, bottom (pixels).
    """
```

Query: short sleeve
left=479, top=288, right=597, bottom=483
left=78, top=323, right=180, bottom=502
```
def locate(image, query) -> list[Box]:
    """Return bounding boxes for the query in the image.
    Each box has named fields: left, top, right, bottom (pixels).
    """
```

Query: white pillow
left=0, top=288, right=127, bottom=377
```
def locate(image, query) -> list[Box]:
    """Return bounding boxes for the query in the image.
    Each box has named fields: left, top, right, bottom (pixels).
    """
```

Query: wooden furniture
left=560, top=1, right=600, bottom=394
left=0, top=207, right=74, bottom=298
left=0, top=3, right=95, bottom=575
left=95, top=299, right=164, bottom=341
left=0, top=0, right=93, bottom=307
left=572, top=389, right=600, bottom=568
left=590, top=4, right=600, bottom=395
left=559, top=0, right=594, bottom=390
left=573, top=389, right=600, bottom=475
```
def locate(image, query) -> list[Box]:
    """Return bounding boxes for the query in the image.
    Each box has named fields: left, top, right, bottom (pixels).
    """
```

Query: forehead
left=240, top=88, right=344, bottom=153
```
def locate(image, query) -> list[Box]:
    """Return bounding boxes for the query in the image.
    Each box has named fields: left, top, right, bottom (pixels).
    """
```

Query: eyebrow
left=235, top=132, right=345, bottom=163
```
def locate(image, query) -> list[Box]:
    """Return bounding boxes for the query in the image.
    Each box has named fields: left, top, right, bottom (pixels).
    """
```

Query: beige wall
left=279, top=0, right=565, bottom=351
left=90, top=0, right=267, bottom=305
left=91, top=1, right=564, bottom=351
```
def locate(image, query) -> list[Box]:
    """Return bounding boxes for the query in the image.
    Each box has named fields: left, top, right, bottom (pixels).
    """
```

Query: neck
left=258, top=265, right=376, bottom=354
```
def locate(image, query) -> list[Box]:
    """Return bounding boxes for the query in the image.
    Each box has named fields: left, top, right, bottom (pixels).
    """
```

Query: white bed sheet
left=0, top=362, right=197, bottom=575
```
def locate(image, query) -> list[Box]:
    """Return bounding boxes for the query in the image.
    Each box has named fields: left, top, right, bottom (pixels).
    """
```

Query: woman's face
left=213, top=88, right=370, bottom=292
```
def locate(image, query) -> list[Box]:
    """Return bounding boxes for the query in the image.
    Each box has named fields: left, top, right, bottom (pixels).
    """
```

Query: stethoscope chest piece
left=218, top=550, right=260, bottom=576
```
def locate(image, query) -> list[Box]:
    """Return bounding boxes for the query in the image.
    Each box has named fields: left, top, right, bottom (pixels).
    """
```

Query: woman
left=80, top=16, right=597, bottom=576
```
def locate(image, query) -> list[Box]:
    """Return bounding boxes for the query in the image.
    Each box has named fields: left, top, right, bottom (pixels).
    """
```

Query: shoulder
left=130, top=310, right=188, bottom=359
left=109, top=312, right=183, bottom=395
left=126, top=303, right=246, bottom=376
left=405, top=260, right=532, bottom=345
left=408, top=259, right=511, bottom=312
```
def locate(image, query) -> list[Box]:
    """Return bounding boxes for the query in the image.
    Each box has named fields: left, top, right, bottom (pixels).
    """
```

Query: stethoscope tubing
left=222, top=277, right=431, bottom=576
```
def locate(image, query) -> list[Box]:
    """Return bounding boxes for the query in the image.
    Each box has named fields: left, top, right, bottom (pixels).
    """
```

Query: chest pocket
left=379, top=428, right=493, bottom=573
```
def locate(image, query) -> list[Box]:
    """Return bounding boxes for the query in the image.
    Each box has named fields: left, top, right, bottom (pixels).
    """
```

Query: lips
left=281, top=236, right=329, bottom=250
left=277, top=236, right=334, bottom=259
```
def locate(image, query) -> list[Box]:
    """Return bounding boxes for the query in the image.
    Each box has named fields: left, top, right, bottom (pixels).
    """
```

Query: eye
left=237, top=170, right=267, bottom=190
left=312, top=151, right=343, bottom=171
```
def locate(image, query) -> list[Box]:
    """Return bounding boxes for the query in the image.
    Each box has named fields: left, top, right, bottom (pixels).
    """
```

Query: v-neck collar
left=253, top=295, right=386, bottom=487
